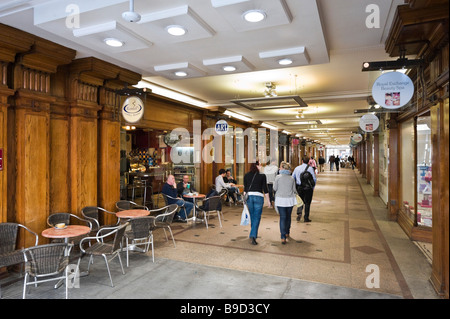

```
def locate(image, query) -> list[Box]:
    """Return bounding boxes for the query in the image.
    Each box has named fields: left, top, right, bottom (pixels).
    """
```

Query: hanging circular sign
left=122, top=96, right=144, bottom=123
left=351, top=133, right=363, bottom=143
left=215, top=120, right=229, bottom=136
left=372, top=71, right=414, bottom=109
left=359, top=114, right=380, bottom=132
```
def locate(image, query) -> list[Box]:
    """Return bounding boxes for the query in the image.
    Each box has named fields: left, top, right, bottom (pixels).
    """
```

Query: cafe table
left=183, top=193, right=206, bottom=223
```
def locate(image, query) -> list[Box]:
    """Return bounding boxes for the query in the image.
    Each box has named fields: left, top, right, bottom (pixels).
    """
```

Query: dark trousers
left=297, top=187, right=314, bottom=220
left=267, top=183, right=275, bottom=203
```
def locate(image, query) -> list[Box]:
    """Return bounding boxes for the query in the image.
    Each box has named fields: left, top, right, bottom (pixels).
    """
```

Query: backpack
left=299, top=164, right=315, bottom=190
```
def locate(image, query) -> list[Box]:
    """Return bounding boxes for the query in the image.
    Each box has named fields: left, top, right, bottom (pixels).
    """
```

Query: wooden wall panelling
left=388, top=116, right=400, bottom=221
left=373, top=133, right=380, bottom=196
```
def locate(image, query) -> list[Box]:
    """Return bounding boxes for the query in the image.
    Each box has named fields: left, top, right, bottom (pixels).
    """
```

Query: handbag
left=243, top=172, right=257, bottom=204
left=295, top=194, right=304, bottom=207
left=240, top=204, right=250, bottom=226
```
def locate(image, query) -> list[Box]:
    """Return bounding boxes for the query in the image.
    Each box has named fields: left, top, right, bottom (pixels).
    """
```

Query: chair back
left=81, top=206, right=100, bottom=230
left=155, top=204, right=178, bottom=224
left=129, top=216, right=156, bottom=239
left=112, top=224, right=128, bottom=252
left=0, top=223, right=19, bottom=255
left=204, top=196, right=222, bottom=211
left=23, top=243, right=71, bottom=277
left=47, top=213, right=71, bottom=227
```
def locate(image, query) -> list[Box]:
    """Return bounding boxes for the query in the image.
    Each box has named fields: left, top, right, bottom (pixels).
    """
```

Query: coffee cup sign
left=372, top=72, right=414, bottom=109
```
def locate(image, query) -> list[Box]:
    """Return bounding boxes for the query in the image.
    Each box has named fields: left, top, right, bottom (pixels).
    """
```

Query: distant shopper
left=318, top=155, right=325, bottom=172
left=162, top=175, right=193, bottom=222
left=329, top=155, right=335, bottom=171
left=334, top=155, right=340, bottom=171
left=292, top=157, right=317, bottom=222
left=309, top=156, right=318, bottom=174
left=264, top=158, right=279, bottom=207
left=273, top=162, right=297, bottom=244
left=244, top=161, right=271, bottom=245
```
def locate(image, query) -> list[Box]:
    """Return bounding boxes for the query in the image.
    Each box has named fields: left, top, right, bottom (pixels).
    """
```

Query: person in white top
left=264, top=158, right=279, bottom=207
left=215, top=169, right=241, bottom=204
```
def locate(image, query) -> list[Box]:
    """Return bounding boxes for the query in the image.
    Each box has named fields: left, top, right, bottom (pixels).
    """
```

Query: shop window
left=416, top=114, right=432, bottom=227
left=400, top=118, right=415, bottom=222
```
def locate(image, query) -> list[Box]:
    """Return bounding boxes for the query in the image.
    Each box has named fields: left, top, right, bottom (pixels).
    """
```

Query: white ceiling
left=0, top=0, right=404, bottom=146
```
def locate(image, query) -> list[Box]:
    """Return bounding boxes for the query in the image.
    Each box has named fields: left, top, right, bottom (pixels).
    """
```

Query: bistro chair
left=162, top=194, right=187, bottom=218
left=150, top=204, right=178, bottom=248
left=77, top=223, right=128, bottom=287
left=124, top=216, right=156, bottom=267
left=22, top=243, right=72, bottom=299
left=196, top=195, right=223, bottom=229
left=115, top=200, right=148, bottom=212
left=81, top=206, right=119, bottom=234
left=0, top=223, right=39, bottom=298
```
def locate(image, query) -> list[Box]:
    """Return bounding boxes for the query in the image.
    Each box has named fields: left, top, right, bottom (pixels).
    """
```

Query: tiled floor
left=0, top=169, right=439, bottom=299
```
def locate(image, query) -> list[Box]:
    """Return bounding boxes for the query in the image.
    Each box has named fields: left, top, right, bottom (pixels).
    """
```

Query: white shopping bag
left=240, top=204, right=250, bottom=226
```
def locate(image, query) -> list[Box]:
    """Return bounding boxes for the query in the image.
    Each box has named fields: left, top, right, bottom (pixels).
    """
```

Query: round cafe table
left=42, top=225, right=91, bottom=243
left=183, top=193, right=206, bottom=223
left=116, top=209, right=150, bottom=221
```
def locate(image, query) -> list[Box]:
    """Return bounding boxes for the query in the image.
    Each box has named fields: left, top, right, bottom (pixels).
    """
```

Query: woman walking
left=243, top=161, right=271, bottom=245
left=273, top=162, right=297, bottom=244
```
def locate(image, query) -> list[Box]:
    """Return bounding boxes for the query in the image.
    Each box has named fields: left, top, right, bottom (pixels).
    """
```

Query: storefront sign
left=351, top=133, right=363, bottom=143
left=0, top=148, right=3, bottom=171
left=215, top=120, right=229, bottom=136
left=372, top=71, right=414, bottom=109
left=122, top=96, right=144, bottom=123
left=359, top=114, right=379, bottom=132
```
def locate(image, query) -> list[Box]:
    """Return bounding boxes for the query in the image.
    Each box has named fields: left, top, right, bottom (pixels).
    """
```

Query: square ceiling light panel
left=73, top=21, right=152, bottom=53
left=211, top=0, right=292, bottom=32
left=202, top=55, right=255, bottom=75
left=137, top=5, right=215, bottom=43
left=259, top=46, right=310, bottom=68
left=231, top=95, right=308, bottom=111
left=154, top=62, right=207, bottom=80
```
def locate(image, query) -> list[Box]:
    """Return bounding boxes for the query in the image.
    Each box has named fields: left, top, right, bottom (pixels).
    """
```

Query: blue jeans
left=247, top=195, right=264, bottom=239
left=278, top=206, right=293, bottom=239
left=176, top=199, right=193, bottom=219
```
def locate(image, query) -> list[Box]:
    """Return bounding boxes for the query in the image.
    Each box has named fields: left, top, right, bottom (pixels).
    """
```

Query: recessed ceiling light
left=223, top=66, right=236, bottom=72
left=278, top=58, right=293, bottom=65
left=166, top=25, right=187, bottom=36
left=175, top=71, right=188, bottom=77
left=243, top=10, right=266, bottom=23
left=104, top=38, right=124, bottom=47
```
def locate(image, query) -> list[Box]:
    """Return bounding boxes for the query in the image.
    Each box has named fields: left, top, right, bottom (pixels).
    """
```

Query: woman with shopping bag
left=243, top=161, right=270, bottom=245
left=273, top=162, right=297, bottom=244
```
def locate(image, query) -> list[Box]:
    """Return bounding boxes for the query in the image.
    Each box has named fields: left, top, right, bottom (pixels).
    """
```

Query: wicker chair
left=196, top=195, right=223, bottom=229
left=77, top=223, right=128, bottom=287
left=81, top=206, right=119, bottom=234
left=0, top=223, right=39, bottom=298
left=124, top=216, right=156, bottom=266
left=151, top=204, right=178, bottom=248
left=22, top=243, right=72, bottom=299
left=115, top=200, right=148, bottom=212
left=162, top=193, right=186, bottom=218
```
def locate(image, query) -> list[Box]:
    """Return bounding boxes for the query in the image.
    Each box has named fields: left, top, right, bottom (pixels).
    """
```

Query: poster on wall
left=372, top=71, right=414, bottom=109
left=359, top=114, right=380, bottom=133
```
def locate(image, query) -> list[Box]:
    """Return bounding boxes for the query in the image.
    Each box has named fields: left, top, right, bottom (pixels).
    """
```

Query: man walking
left=292, top=157, right=317, bottom=222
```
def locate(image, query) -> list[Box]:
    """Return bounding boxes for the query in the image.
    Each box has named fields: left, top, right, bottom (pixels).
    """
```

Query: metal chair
left=77, top=223, right=128, bottom=287
left=22, top=243, right=72, bottom=299
left=81, top=206, right=119, bottom=234
left=150, top=204, right=178, bottom=248
left=0, top=223, right=39, bottom=298
left=124, top=216, right=156, bottom=267
left=115, top=200, right=148, bottom=212
left=162, top=193, right=186, bottom=218
left=196, top=196, right=223, bottom=229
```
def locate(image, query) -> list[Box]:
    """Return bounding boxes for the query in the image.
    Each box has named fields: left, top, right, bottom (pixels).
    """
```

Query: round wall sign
left=372, top=72, right=414, bottom=109
left=122, top=96, right=144, bottom=123
left=351, top=133, right=363, bottom=143
left=359, top=114, right=380, bottom=132
left=215, top=120, right=229, bottom=136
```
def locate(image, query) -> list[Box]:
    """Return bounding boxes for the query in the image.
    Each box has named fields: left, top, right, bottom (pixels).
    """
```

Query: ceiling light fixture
left=166, top=25, right=187, bottom=36
left=278, top=58, right=293, bottom=66
left=223, top=110, right=252, bottom=122
left=261, top=122, right=278, bottom=130
left=174, top=71, right=188, bottom=77
left=223, top=65, right=236, bottom=72
left=104, top=38, right=124, bottom=47
left=243, top=10, right=266, bottom=23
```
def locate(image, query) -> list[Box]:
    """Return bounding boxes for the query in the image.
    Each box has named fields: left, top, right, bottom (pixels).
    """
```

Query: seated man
left=162, top=174, right=193, bottom=222
left=216, top=169, right=241, bottom=204
left=176, top=175, right=197, bottom=197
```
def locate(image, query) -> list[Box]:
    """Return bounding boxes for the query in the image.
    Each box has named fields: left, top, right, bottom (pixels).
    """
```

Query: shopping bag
left=295, top=194, right=303, bottom=207
left=240, top=204, right=250, bottom=226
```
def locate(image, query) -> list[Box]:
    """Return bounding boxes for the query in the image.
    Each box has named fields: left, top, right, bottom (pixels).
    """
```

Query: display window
left=416, top=114, right=432, bottom=227
left=400, top=118, right=415, bottom=222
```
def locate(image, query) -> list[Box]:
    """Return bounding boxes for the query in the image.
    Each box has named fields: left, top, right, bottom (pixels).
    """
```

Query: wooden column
left=373, top=133, right=380, bottom=196
left=366, top=135, right=372, bottom=184
left=388, top=115, right=400, bottom=221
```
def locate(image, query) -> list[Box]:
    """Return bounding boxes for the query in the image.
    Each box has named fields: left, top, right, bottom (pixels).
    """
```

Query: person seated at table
left=196, top=187, right=222, bottom=212
left=224, top=169, right=243, bottom=203
left=162, top=175, right=193, bottom=222
left=177, top=175, right=197, bottom=197
left=215, top=169, right=241, bottom=204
